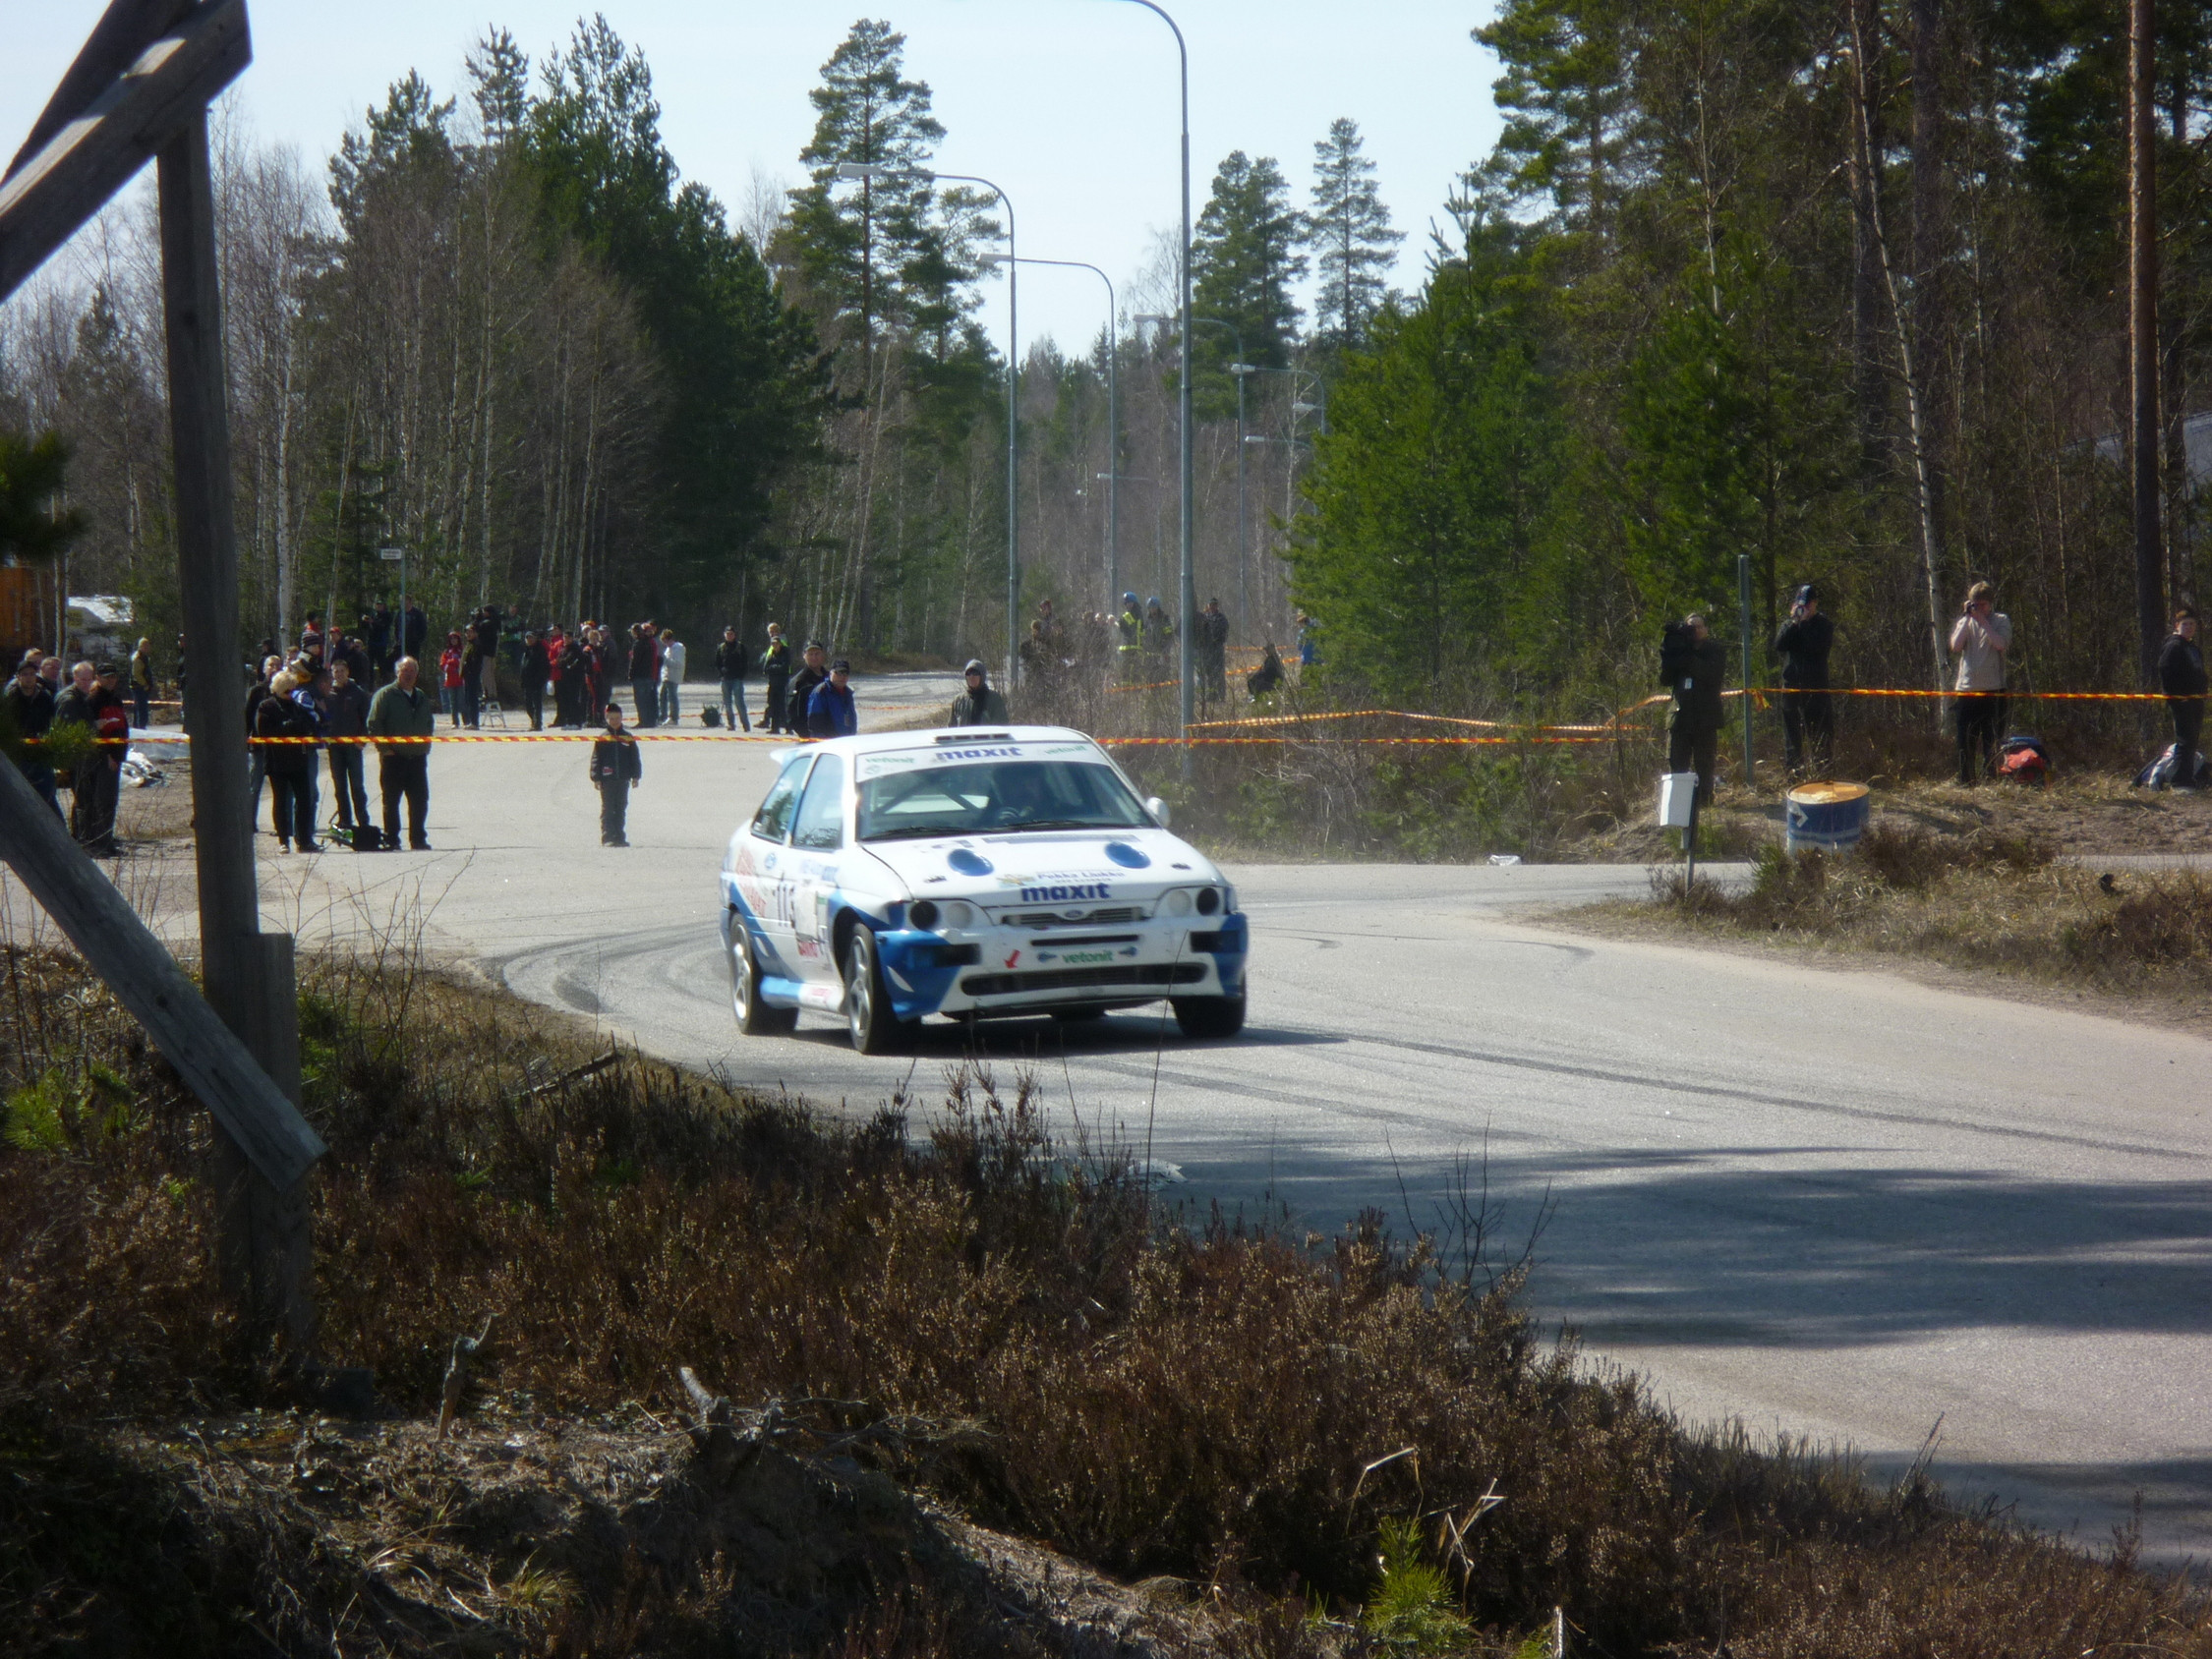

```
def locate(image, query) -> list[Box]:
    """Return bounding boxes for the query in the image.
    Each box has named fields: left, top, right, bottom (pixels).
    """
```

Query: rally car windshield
left=858, top=760, right=1151, bottom=842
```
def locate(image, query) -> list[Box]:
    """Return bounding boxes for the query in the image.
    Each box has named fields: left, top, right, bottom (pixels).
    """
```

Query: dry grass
left=1629, top=823, right=2212, bottom=1005
left=8, top=939, right=2212, bottom=1654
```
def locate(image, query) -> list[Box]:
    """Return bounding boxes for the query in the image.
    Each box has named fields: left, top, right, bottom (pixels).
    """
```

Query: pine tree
left=781, top=20, right=977, bottom=372
left=1191, top=150, right=1305, bottom=408
left=465, top=29, right=529, bottom=146
left=1473, top=0, right=1633, bottom=232
left=1308, top=118, right=1404, bottom=350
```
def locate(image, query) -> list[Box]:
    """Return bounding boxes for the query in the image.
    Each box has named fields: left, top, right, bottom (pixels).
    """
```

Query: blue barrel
left=1785, top=782, right=1869, bottom=853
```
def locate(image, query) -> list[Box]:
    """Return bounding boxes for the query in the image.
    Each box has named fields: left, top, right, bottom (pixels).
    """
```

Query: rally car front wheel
left=843, top=926, right=910, bottom=1055
left=730, top=926, right=796, bottom=1036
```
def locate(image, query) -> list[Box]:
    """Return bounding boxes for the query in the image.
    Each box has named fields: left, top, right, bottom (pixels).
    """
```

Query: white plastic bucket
left=1785, top=781, right=1869, bottom=853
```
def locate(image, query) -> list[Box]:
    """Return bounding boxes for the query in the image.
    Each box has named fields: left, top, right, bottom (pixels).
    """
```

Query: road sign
left=378, top=546, right=404, bottom=561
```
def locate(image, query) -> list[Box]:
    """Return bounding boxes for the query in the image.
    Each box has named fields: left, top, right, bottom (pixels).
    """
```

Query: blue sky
left=6, top=1, right=1505, bottom=356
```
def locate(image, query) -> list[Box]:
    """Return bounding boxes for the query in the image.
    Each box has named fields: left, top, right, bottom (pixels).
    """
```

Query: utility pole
left=2130, top=0, right=2164, bottom=683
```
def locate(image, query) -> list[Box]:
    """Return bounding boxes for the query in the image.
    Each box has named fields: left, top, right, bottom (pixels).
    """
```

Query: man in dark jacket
left=401, top=601, right=429, bottom=664
left=1772, top=584, right=1835, bottom=776
left=324, top=658, right=374, bottom=839
left=55, top=661, right=126, bottom=855
left=627, top=624, right=660, bottom=727
left=1195, top=598, right=1229, bottom=704
left=948, top=659, right=1010, bottom=725
left=591, top=704, right=644, bottom=845
left=715, top=625, right=751, bottom=731
left=520, top=630, right=545, bottom=730
left=760, top=626, right=792, bottom=732
left=2159, top=605, right=2207, bottom=784
left=807, top=658, right=858, bottom=738
left=4, top=654, right=60, bottom=815
left=461, top=608, right=489, bottom=728
left=1664, top=614, right=1728, bottom=807
left=786, top=642, right=829, bottom=740
left=368, top=602, right=393, bottom=680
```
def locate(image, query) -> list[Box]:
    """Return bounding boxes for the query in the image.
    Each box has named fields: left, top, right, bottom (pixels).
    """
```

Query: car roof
left=786, top=724, right=1101, bottom=761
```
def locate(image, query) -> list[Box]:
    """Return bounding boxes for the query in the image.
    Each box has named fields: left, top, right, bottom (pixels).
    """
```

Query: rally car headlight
left=908, top=898, right=975, bottom=931
left=1166, top=890, right=1193, bottom=916
left=1195, top=887, right=1221, bottom=915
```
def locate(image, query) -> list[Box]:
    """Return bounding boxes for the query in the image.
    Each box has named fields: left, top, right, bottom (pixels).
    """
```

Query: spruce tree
left=1191, top=150, right=1305, bottom=410
left=1308, top=118, right=1404, bottom=350
left=782, top=21, right=976, bottom=372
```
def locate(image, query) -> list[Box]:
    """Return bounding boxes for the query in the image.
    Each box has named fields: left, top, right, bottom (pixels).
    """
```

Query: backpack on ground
left=351, top=823, right=382, bottom=851
left=1997, top=734, right=2050, bottom=785
left=2135, top=743, right=2210, bottom=789
left=701, top=706, right=722, bottom=727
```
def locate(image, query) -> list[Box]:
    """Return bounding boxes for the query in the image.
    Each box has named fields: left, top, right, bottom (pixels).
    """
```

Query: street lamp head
left=1229, top=363, right=1257, bottom=374
left=1134, top=313, right=1171, bottom=326
left=977, top=251, right=1009, bottom=266
left=1292, top=401, right=1319, bottom=415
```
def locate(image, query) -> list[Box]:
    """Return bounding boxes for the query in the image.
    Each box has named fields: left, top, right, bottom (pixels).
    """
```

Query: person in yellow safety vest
left=1115, top=592, right=1143, bottom=678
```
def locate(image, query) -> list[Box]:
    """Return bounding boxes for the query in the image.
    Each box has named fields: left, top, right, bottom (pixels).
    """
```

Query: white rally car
left=719, top=726, right=1248, bottom=1052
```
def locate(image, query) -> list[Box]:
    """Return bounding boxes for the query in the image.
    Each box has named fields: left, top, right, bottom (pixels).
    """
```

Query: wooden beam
left=4, top=0, right=198, bottom=183
left=0, top=0, right=249, bottom=306
left=0, top=760, right=324, bottom=1191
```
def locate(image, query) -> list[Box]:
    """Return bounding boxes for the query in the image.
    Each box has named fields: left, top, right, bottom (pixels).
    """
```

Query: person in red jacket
left=437, top=633, right=465, bottom=728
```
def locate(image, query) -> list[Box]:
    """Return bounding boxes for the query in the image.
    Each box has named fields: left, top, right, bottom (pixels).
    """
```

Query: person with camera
left=1662, top=613, right=1728, bottom=807
left=1947, top=581, right=2011, bottom=784
left=2158, top=605, right=2206, bottom=787
left=1773, top=584, right=1834, bottom=776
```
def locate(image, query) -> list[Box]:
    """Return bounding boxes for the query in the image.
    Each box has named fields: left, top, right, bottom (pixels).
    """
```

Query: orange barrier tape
left=1103, top=735, right=1616, bottom=748
left=1109, top=679, right=1182, bottom=693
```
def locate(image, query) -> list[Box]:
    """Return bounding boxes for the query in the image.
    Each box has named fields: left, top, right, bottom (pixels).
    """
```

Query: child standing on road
left=591, top=703, right=643, bottom=846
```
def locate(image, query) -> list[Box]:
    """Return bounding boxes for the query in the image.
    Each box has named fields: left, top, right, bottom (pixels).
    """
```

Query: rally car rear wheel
left=730, top=928, right=796, bottom=1036
left=1171, top=993, right=1246, bottom=1040
left=844, top=926, right=908, bottom=1055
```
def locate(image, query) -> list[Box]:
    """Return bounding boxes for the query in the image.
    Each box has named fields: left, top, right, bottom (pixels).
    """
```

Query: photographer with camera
left=1661, top=613, right=1728, bottom=806
left=1773, top=584, right=1834, bottom=776
left=1947, top=582, right=2011, bottom=784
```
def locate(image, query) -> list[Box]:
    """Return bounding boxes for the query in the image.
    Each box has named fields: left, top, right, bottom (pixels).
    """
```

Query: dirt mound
left=8, top=1393, right=1215, bottom=1658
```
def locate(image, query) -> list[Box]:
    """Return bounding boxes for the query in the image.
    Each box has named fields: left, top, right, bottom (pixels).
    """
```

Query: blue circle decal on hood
left=948, top=847, right=994, bottom=876
left=1103, top=841, right=1151, bottom=869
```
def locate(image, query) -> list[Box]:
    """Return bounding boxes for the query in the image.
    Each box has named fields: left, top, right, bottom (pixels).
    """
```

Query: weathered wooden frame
left=0, top=0, right=321, bottom=1346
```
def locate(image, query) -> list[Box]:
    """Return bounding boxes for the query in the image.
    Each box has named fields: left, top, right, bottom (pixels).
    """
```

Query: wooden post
left=158, top=107, right=312, bottom=1347
left=1, top=0, right=312, bottom=1344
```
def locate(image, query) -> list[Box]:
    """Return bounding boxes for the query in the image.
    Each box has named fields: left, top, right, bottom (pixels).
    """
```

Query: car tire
left=1171, top=994, right=1246, bottom=1040
left=844, top=926, right=907, bottom=1054
left=730, top=926, right=796, bottom=1035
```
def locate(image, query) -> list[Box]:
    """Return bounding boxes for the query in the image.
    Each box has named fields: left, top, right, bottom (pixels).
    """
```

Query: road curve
left=253, top=674, right=2212, bottom=1563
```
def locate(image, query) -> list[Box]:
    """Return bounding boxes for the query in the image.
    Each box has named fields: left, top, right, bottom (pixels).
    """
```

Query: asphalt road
left=227, top=673, right=2212, bottom=1563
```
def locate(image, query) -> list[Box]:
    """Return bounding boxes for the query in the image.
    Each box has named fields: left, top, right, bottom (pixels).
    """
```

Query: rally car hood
left=861, top=826, right=1218, bottom=903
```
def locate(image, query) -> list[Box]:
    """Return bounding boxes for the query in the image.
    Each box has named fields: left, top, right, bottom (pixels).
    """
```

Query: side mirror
left=1145, top=796, right=1171, bottom=829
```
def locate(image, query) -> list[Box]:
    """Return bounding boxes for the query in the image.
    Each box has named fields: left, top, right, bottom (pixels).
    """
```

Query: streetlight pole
left=987, top=254, right=1118, bottom=611
left=838, top=161, right=1019, bottom=689
left=1139, top=313, right=1249, bottom=647
left=1105, top=0, right=1193, bottom=763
